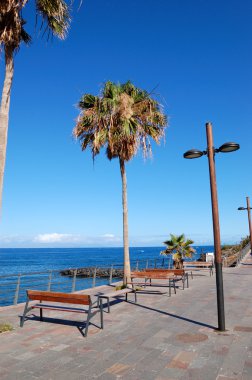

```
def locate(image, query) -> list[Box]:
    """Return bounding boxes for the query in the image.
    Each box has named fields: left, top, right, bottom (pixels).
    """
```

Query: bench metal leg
left=107, top=297, right=110, bottom=313
left=99, top=296, right=110, bottom=313
left=20, top=298, right=32, bottom=327
left=134, top=290, right=137, bottom=303
left=39, top=300, right=43, bottom=321
left=99, top=299, right=104, bottom=329
left=84, top=305, right=92, bottom=337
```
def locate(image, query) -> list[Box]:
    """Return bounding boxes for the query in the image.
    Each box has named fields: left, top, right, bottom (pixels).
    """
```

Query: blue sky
left=0, top=0, right=251, bottom=248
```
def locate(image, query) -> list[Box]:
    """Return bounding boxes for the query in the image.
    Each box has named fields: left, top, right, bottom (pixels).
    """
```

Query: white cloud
left=100, top=233, right=120, bottom=242
left=34, top=233, right=80, bottom=244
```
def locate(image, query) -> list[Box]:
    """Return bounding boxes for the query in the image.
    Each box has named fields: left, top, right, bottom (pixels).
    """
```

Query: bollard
left=14, top=274, right=21, bottom=305
left=109, top=265, right=113, bottom=285
left=92, top=268, right=97, bottom=288
left=47, top=270, right=52, bottom=291
left=136, top=261, right=139, bottom=271
left=72, top=269, right=77, bottom=292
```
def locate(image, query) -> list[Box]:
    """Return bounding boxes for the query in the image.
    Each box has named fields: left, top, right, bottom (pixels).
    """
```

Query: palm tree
left=161, top=233, right=195, bottom=269
left=73, top=81, right=167, bottom=283
left=0, top=0, right=71, bottom=210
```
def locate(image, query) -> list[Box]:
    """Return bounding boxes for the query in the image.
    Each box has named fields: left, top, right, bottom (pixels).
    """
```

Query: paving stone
left=1, top=253, right=252, bottom=379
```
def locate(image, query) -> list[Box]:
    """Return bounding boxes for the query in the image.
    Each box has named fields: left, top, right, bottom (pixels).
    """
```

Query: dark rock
left=60, top=267, right=124, bottom=278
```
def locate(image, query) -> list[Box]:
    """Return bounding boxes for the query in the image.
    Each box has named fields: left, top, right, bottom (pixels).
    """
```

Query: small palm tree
left=161, top=233, right=195, bottom=269
left=0, top=0, right=71, bottom=210
left=74, top=81, right=167, bottom=283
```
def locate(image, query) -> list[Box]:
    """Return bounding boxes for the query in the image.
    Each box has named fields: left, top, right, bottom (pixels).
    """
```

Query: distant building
left=206, top=252, right=214, bottom=262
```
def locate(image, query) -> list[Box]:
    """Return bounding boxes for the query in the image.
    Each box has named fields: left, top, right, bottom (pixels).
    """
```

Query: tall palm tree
left=74, top=81, right=167, bottom=283
left=0, top=0, right=71, bottom=210
left=161, top=233, right=195, bottom=269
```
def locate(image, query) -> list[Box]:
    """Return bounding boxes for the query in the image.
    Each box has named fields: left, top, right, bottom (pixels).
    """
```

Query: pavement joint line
left=1, top=252, right=252, bottom=379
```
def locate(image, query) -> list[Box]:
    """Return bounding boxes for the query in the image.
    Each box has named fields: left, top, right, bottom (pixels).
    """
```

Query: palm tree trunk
left=0, top=48, right=14, bottom=211
left=119, top=158, right=131, bottom=284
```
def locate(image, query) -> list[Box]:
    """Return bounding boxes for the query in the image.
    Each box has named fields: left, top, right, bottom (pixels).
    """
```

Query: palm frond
left=36, top=0, right=71, bottom=39
left=162, top=233, right=195, bottom=259
left=20, top=20, right=31, bottom=45
left=74, top=80, right=168, bottom=163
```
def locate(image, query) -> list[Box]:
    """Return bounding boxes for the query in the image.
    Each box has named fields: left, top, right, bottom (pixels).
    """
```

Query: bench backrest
left=183, top=262, right=213, bottom=267
left=130, top=271, right=148, bottom=278
left=144, top=269, right=185, bottom=275
left=131, top=271, right=175, bottom=279
left=27, top=290, right=91, bottom=305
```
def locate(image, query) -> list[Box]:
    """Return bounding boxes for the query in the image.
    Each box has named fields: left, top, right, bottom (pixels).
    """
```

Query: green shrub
left=0, top=323, right=13, bottom=333
left=115, top=284, right=127, bottom=291
left=221, top=244, right=234, bottom=251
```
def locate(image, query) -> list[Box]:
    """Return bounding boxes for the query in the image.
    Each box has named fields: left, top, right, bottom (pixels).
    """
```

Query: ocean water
left=0, top=246, right=214, bottom=275
left=0, top=246, right=214, bottom=306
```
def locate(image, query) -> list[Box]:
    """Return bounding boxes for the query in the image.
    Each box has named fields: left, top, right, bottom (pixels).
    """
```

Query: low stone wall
left=60, top=267, right=124, bottom=278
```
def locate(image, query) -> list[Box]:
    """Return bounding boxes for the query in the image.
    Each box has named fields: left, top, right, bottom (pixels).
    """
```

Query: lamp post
left=238, top=197, right=252, bottom=253
left=183, top=122, right=240, bottom=331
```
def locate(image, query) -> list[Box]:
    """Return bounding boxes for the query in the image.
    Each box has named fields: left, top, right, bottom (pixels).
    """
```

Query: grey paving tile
left=1, top=253, right=252, bottom=379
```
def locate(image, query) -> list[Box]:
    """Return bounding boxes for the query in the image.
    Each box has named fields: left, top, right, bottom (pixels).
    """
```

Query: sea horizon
left=0, top=245, right=214, bottom=306
left=0, top=246, right=214, bottom=276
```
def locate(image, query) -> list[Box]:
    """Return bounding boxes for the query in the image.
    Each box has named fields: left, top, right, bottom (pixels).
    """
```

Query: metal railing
left=0, top=257, right=171, bottom=307
left=235, top=243, right=251, bottom=266
left=221, top=243, right=251, bottom=267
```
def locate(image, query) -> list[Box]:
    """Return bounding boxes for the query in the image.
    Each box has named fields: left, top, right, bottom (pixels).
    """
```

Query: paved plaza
left=0, top=254, right=252, bottom=380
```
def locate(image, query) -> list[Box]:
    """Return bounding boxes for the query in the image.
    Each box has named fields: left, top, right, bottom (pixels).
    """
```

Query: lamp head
left=183, top=149, right=205, bottom=159
left=218, top=142, right=240, bottom=153
left=238, top=207, right=245, bottom=210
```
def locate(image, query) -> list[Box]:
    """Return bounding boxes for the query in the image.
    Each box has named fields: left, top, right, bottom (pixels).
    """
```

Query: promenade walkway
left=0, top=254, right=252, bottom=380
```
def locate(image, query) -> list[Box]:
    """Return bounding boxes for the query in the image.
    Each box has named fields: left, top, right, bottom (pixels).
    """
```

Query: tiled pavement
left=0, top=254, right=252, bottom=380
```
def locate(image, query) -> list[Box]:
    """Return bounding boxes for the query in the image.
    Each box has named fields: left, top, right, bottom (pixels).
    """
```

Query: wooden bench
left=20, top=290, right=103, bottom=337
left=129, top=271, right=178, bottom=296
left=96, top=287, right=137, bottom=313
left=183, top=262, right=214, bottom=278
left=144, top=269, right=189, bottom=289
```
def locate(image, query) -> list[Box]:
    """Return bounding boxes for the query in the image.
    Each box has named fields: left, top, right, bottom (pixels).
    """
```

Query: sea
left=0, top=246, right=214, bottom=306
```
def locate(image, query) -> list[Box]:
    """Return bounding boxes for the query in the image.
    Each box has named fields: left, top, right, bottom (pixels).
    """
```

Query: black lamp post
left=183, top=122, right=240, bottom=331
left=238, top=197, right=252, bottom=253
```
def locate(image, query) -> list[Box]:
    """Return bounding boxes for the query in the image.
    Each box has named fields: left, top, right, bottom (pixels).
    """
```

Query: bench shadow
left=19, top=314, right=101, bottom=337
left=241, top=263, right=252, bottom=266
left=128, top=302, right=215, bottom=329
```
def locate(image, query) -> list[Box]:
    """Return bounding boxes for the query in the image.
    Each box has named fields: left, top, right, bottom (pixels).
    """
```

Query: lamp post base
left=215, top=261, right=226, bottom=331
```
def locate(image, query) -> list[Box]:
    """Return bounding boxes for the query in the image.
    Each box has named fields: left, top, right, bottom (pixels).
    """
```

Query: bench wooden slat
left=131, top=272, right=175, bottom=279
left=145, top=269, right=185, bottom=275
left=27, top=290, right=91, bottom=305
left=183, top=262, right=213, bottom=267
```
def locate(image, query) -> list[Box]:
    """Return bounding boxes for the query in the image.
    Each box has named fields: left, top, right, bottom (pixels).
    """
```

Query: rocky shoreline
left=60, top=267, right=124, bottom=278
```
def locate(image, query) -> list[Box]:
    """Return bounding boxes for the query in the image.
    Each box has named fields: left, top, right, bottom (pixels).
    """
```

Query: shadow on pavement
left=19, top=314, right=101, bottom=337
left=130, top=302, right=216, bottom=329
